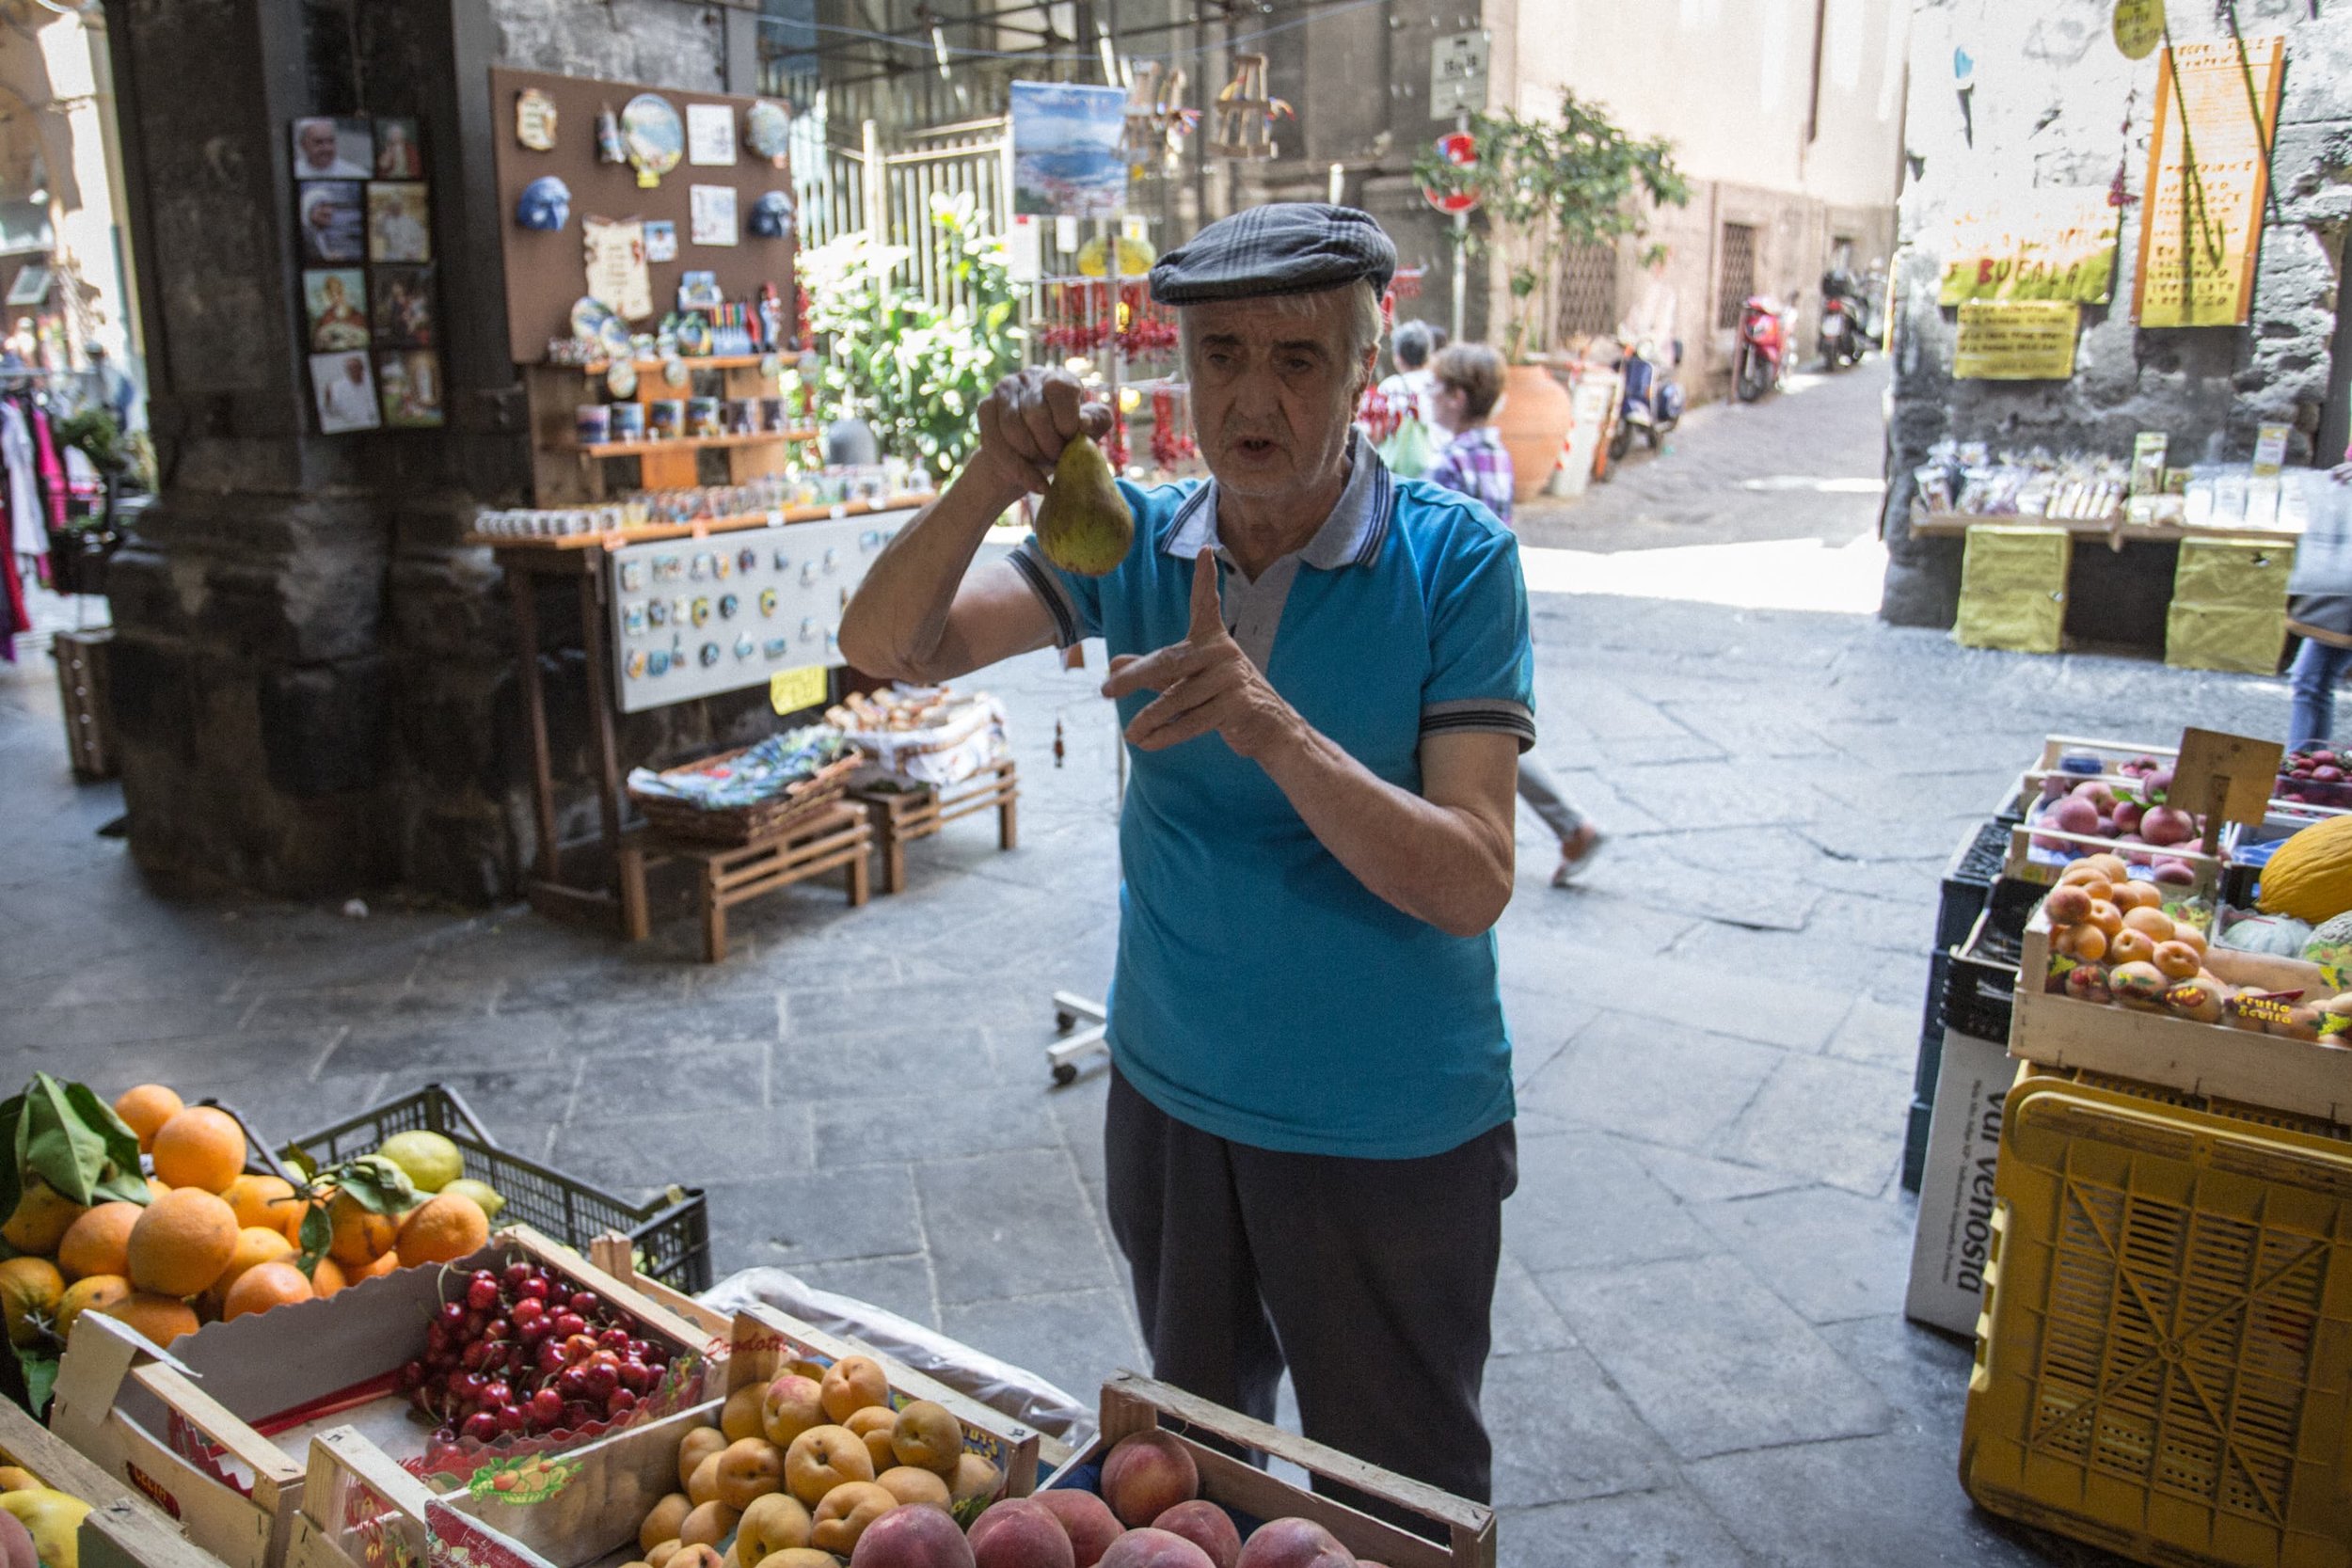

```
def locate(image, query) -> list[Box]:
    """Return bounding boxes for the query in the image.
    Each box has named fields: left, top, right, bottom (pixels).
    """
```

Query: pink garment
left=28, top=404, right=61, bottom=590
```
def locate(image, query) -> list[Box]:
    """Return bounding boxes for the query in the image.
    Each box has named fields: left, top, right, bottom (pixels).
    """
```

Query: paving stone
left=1518, top=1012, right=1784, bottom=1149
left=554, top=1104, right=815, bottom=1191
left=1824, top=991, right=1929, bottom=1068
left=1498, top=1486, right=1756, bottom=1568
left=1629, top=1144, right=1807, bottom=1205
left=1483, top=1348, right=1676, bottom=1511
left=392, top=1064, right=583, bottom=1143
left=1504, top=1131, right=1714, bottom=1274
left=772, top=1021, right=1005, bottom=1100
left=1505, top=950, right=1848, bottom=1053
left=1538, top=1255, right=1892, bottom=1461
left=1722, top=1053, right=1912, bottom=1197
left=941, top=1287, right=1145, bottom=1405
left=915, top=1148, right=1120, bottom=1305
left=326, top=1013, right=569, bottom=1073
left=1047, top=1069, right=1109, bottom=1186
left=1689, top=1185, right=1917, bottom=1324
left=813, top=1086, right=1064, bottom=1166
left=702, top=1164, right=921, bottom=1267
left=1490, top=1251, right=1578, bottom=1356
left=793, top=1254, right=941, bottom=1330
left=1814, top=1314, right=1978, bottom=1438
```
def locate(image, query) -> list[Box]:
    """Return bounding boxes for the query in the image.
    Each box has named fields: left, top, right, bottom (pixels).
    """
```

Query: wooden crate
left=1053, top=1375, right=1495, bottom=1568
left=53, top=627, right=115, bottom=782
left=0, top=1395, right=229, bottom=1568
left=2012, top=911, right=2352, bottom=1126
left=633, top=800, right=871, bottom=961
left=286, top=1429, right=548, bottom=1568
left=850, top=758, right=1019, bottom=895
left=49, top=1227, right=718, bottom=1568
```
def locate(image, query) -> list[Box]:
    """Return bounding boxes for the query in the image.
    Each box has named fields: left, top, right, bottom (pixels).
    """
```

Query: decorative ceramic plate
left=745, top=101, right=792, bottom=164
left=620, top=94, right=685, bottom=185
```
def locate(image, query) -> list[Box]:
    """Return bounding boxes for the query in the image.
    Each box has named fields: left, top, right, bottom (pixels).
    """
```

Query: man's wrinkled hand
left=973, top=367, right=1113, bottom=497
left=1101, top=548, right=1298, bottom=758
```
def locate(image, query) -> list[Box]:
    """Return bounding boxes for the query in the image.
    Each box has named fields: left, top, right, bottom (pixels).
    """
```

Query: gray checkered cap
left=1148, top=202, right=1397, bottom=306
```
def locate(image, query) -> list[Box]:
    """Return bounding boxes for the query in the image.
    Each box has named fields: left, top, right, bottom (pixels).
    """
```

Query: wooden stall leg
left=882, top=818, right=907, bottom=895
left=617, top=843, right=651, bottom=942
left=577, top=569, right=626, bottom=872
left=509, top=567, right=560, bottom=884
left=848, top=847, right=870, bottom=907
left=997, top=771, right=1019, bottom=851
left=700, top=864, right=728, bottom=963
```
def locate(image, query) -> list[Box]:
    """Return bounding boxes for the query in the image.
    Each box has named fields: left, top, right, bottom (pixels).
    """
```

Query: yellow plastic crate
left=1961, top=1068, right=2352, bottom=1566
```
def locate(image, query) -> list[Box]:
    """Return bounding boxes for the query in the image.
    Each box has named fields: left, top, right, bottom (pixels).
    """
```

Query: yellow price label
left=770, top=664, right=829, bottom=715
left=2113, top=0, right=2164, bottom=60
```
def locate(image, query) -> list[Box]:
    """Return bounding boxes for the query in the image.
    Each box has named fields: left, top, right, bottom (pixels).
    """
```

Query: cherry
left=437, top=1302, right=468, bottom=1331
left=462, top=1411, right=501, bottom=1442
left=502, top=1262, right=534, bottom=1290
left=604, top=1388, right=637, bottom=1418
left=460, top=1340, right=491, bottom=1371
left=484, top=1318, right=512, bottom=1343
left=454, top=1371, right=488, bottom=1402
left=531, top=1387, right=564, bottom=1425
left=597, top=1327, right=630, bottom=1352
left=552, top=1312, right=587, bottom=1340
left=510, top=1297, right=545, bottom=1326
left=497, top=1403, right=529, bottom=1433
left=556, top=1366, right=594, bottom=1401
left=481, top=1380, right=513, bottom=1408
left=534, top=1339, right=567, bottom=1376
left=563, top=1401, right=596, bottom=1428
left=397, top=1362, right=425, bottom=1391
left=464, top=1309, right=489, bottom=1337
left=569, top=1291, right=601, bottom=1317
left=563, top=1333, right=599, bottom=1363
left=467, top=1277, right=501, bottom=1312
left=516, top=1277, right=550, bottom=1302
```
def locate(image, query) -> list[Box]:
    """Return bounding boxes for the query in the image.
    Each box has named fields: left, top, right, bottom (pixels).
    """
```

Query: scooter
left=1608, top=335, right=1685, bottom=462
left=1733, top=294, right=1789, bottom=403
left=1817, top=269, right=1867, bottom=371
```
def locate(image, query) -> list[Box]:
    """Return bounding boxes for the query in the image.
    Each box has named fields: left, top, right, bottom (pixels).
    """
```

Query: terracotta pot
left=1496, top=364, right=1574, bottom=504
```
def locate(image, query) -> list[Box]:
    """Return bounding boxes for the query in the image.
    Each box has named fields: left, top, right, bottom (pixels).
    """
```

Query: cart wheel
left=1052, top=1062, right=1077, bottom=1086
left=1055, top=1010, right=1077, bottom=1032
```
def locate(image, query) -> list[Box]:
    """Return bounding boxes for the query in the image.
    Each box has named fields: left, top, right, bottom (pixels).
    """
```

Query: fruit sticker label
left=462, top=1452, right=580, bottom=1505
left=427, top=1501, right=542, bottom=1568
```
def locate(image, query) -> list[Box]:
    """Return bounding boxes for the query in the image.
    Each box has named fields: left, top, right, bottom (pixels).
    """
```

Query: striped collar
left=1163, top=429, right=1394, bottom=572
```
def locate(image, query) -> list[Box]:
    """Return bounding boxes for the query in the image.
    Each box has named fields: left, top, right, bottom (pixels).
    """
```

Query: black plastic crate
left=1935, top=819, right=2011, bottom=952
left=1946, top=878, right=2038, bottom=1046
left=1900, top=1097, right=1933, bottom=1192
left=283, top=1084, right=711, bottom=1292
left=1915, top=949, right=1951, bottom=1099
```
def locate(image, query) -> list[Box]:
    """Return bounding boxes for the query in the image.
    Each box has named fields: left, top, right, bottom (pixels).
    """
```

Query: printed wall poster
left=302, top=268, right=370, bottom=352
left=373, top=118, right=423, bottom=179
left=368, top=182, right=432, bottom=262
left=686, top=103, right=738, bottom=166
left=310, top=350, right=380, bottom=433
left=644, top=220, right=677, bottom=263
left=297, top=181, right=366, bottom=264
left=1936, top=187, right=2121, bottom=307
left=376, top=349, right=444, bottom=428
left=2135, top=35, right=2285, bottom=327
left=582, top=215, right=654, bottom=322
left=689, top=183, right=738, bottom=246
left=1009, top=81, right=1129, bottom=218
left=372, top=262, right=435, bottom=347
left=292, top=117, right=373, bottom=181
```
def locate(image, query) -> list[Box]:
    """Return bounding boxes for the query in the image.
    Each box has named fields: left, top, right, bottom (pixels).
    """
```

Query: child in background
left=1425, top=342, right=1604, bottom=884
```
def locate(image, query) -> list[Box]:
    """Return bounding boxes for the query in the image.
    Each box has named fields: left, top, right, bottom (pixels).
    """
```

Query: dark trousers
left=1103, top=1066, right=1518, bottom=1507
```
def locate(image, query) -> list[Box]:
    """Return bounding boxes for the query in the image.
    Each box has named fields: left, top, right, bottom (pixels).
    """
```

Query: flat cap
left=1149, top=202, right=1396, bottom=306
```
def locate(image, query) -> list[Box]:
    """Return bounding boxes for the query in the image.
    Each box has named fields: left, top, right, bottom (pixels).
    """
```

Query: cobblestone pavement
left=3, top=362, right=2290, bottom=1564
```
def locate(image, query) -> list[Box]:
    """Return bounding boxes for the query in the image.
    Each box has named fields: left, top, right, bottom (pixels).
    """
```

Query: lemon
left=375, top=1132, right=462, bottom=1194
left=441, top=1179, right=505, bottom=1221
left=0, top=1487, right=88, bottom=1568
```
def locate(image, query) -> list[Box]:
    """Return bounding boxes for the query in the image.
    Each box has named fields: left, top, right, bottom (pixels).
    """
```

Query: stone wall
left=1881, top=0, right=2352, bottom=627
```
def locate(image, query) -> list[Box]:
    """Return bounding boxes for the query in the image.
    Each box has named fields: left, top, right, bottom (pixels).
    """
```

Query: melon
left=2258, top=814, right=2352, bottom=923
left=2217, top=912, right=2312, bottom=957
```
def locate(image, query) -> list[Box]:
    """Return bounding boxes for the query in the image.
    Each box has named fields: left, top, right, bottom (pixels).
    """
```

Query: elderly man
left=838, top=204, right=1530, bottom=1502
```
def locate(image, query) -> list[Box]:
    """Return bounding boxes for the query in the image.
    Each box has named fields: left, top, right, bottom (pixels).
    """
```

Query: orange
left=57, top=1201, right=142, bottom=1282
left=223, top=1175, right=309, bottom=1243
left=308, top=1256, right=349, bottom=1299
left=1, top=1179, right=85, bottom=1256
left=326, top=1193, right=399, bottom=1267
left=354, top=1248, right=402, bottom=1280
left=222, top=1260, right=312, bottom=1322
left=56, top=1275, right=131, bottom=1342
left=147, top=1177, right=170, bottom=1201
left=201, top=1227, right=295, bottom=1314
left=394, top=1195, right=489, bottom=1267
left=103, top=1290, right=199, bottom=1348
left=150, top=1106, right=246, bottom=1195
left=0, top=1257, right=62, bottom=1347
left=125, top=1188, right=239, bottom=1297
left=113, top=1085, right=184, bottom=1153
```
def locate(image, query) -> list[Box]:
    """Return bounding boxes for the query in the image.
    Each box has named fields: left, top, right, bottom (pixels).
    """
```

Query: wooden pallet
left=639, top=800, right=872, bottom=961
left=850, top=757, right=1020, bottom=895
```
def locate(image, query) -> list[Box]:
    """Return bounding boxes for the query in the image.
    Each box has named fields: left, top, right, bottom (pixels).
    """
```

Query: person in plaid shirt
left=1425, top=343, right=1518, bottom=523
left=1425, top=342, right=1606, bottom=883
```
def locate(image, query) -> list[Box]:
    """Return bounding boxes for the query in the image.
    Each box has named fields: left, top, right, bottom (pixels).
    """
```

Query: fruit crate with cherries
left=285, top=1085, right=711, bottom=1293
left=0, top=1387, right=228, bottom=1568
left=49, top=1227, right=718, bottom=1568
left=1030, top=1373, right=1497, bottom=1568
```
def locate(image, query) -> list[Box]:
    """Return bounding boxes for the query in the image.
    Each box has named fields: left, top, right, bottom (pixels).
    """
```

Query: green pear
left=1035, top=433, right=1134, bottom=577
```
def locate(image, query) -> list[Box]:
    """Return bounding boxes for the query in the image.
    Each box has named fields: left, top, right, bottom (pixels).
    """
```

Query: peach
left=2108, top=928, right=2155, bottom=966
left=1232, top=1519, right=1352, bottom=1568
left=1100, top=1531, right=1214, bottom=1568
left=2042, top=885, right=2091, bottom=926
left=970, top=1499, right=1076, bottom=1568
left=1035, top=1488, right=1124, bottom=1567
left=679, top=1427, right=728, bottom=1490
left=875, top=1466, right=953, bottom=1511
left=1101, top=1432, right=1198, bottom=1528
left=2122, top=905, right=2175, bottom=942
left=763, top=1373, right=828, bottom=1448
left=723, top=1385, right=769, bottom=1441
left=786, top=1424, right=877, bottom=1505
left=849, top=1405, right=901, bottom=1472
left=736, top=1494, right=813, bottom=1568
left=891, top=1399, right=964, bottom=1478
left=688, top=1453, right=725, bottom=1508
left=821, top=1354, right=892, bottom=1422
left=670, top=1546, right=726, bottom=1568
left=641, top=1495, right=691, bottom=1553
left=717, top=1438, right=787, bottom=1509
left=678, top=1502, right=739, bottom=1549
left=646, top=1543, right=684, bottom=1568
left=845, top=1497, right=975, bottom=1566
left=1152, top=1503, right=1238, bottom=1568
left=811, top=1481, right=898, bottom=1557
left=766, top=1555, right=840, bottom=1568
left=951, top=1452, right=1005, bottom=1510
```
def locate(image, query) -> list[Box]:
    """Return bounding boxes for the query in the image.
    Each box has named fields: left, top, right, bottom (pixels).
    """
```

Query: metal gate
left=794, top=117, right=1012, bottom=315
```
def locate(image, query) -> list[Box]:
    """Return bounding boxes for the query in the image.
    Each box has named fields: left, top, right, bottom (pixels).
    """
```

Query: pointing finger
left=1101, top=641, right=1200, bottom=700
left=1189, top=548, right=1223, bottom=643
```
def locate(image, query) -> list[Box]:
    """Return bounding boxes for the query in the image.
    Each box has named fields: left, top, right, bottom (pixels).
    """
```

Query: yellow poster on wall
left=2134, top=35, right=2284, bottom=328
left=1937, top=188, right=2121, bottom=307
left=1953, top=300, right=2082, bottom=379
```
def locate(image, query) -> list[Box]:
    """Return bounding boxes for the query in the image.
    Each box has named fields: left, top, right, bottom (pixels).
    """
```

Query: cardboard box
left=1903, top=1030, right=2018, bottom=1336
left=0, top=1391, right=229, bottom=1568
left=1050, top=1374, right=1495, bottom=1568
left=49, top=1227, right=718, bottom=1568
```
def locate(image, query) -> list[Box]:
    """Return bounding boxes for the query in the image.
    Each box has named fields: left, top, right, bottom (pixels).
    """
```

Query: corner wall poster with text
left=1937, top=187, right=2120, bottom=307
left=1009, top=81, right=1129, bottom=219
left=2134, top=34, right=2284, bottom=327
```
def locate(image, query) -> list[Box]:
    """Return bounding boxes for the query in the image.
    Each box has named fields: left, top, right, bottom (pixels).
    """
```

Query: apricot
left=715, top=1438, right=786, bottom=1509
left=874, top=1465, right=952, bottom=1511
left=762, top=1373, right=827, bottom=1449
left=678, top=1427, right=728, bottom=1491
left=2084, top=901, right=2123, bottom=938
left=2058, top=924, right=2107, bottom=962
left=784, top=1425, right=874, bottom=1506
left=641, top=1496, right=691, bottom=1554
left=2152, top=941, right=2201, bottom=980
left=890, top=1400, right=963, bottom=1479
left=722, top=1384, right=768, bottom=1442
left=2107, top=929, right=2155, bottom=966
left=950, top=1452, right=1004, bottom=1511
left=677, top=1501, right=739, bottom=1549
left=820, top=1354, right=891, bottom=1423
left=687, top=1453, right=724, bottom=1508
left=2043, top=885, right=2092, bottom=926
left=808, top=1481, right=894, bottom=1557
left=2170, top=927, right=2208, bottom=958
left=2122, top=906, right=2175, bottom=942
left=735, top=1493, right=813, bottom=1568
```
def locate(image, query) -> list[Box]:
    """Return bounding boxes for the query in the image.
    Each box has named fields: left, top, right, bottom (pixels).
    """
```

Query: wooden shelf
left=554, top=355, right=777, bottom=372
left=579, top=430, right=819, bottom=459
left=469, top=491, right=939, bottom=552
left=1910, top=510, right=2304, bottom=547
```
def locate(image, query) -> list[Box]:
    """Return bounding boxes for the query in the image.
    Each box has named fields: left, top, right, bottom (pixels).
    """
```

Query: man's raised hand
left=1102, top=548, right=1296, bottom=759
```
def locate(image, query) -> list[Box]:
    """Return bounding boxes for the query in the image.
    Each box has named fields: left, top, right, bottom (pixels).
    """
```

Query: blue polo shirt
left=1008, top=438, right=1535, bottom=1160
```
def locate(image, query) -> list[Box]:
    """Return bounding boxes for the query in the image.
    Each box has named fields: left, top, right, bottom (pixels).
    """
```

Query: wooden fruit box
left=723, top=1302, right=1042, bottom=1510
left=0, top=1392, right=229, bottom=1568
left=1048, top=1374, right=1496, bottom=1568
left=287, top=1428, right=552, bottom=1568
left=2014, top=911, right=2352, bottom=1125
left=1998, top=821, right=2224, bottom=897
left=49, top=1227, right=718, bottom=1568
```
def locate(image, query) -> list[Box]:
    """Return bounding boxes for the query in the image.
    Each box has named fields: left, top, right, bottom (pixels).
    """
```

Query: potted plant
left=1416, top=90, right=1687, bottom=501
